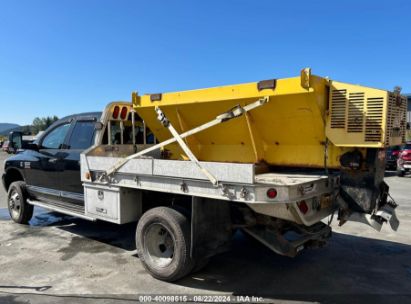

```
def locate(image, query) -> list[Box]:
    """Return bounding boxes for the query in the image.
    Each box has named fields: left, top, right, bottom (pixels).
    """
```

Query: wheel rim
left=144, top=223, right=175, bottom=268
left=9, top=190, right=22, bottom=219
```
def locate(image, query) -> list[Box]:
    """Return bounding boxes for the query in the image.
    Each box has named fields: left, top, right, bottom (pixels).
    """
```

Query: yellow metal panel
left=325, top=81, right=406, bottom=148
left=131, top=72, right=405, bottom=169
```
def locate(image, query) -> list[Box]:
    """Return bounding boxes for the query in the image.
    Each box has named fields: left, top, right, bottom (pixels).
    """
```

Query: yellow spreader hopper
left=132, top=69, right=407, bottom=169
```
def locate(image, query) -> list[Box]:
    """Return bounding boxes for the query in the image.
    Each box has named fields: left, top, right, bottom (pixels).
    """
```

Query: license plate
left=404, top=164, right=411, bottom=169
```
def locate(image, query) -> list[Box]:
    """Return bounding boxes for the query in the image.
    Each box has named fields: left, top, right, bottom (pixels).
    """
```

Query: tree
left=20, top=125, right=32, bottom=135
left=32, top=117, right=43, bottom=134
left=31, top=116, right=59, bottom=134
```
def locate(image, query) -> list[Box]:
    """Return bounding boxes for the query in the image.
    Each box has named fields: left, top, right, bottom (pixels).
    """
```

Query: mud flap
left=190, top=197, right=232, bottom=259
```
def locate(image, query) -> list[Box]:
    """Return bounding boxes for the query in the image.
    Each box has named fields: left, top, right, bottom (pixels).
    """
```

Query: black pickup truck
left=2, top=112, right=101, bottom=223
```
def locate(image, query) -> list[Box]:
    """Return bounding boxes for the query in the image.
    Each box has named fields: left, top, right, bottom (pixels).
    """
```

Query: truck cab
left=2, top=112, right=101, bottom=209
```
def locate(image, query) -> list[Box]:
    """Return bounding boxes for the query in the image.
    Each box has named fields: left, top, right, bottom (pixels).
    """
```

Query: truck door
left=58, top=118, right=97, bottom=204
left=25, top=122, right=72, bottom=202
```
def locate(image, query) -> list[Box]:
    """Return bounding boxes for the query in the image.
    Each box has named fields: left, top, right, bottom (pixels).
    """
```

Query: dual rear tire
left=136, top=207, right=209, bottom=282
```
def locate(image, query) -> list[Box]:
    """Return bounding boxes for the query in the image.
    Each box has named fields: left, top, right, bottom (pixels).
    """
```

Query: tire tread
left=136, top=207, right=193, bottom=282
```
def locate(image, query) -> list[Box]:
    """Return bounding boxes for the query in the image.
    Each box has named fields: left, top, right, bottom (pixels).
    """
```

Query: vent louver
left=331, top=89, right=347, bottom=128
left=327, top=81, right=406, bottom=147
left=365, top=97, right=384, bottom=142
left=386, top=93, right=407, bottom=145
left=347, top=92, right=364, bottom=133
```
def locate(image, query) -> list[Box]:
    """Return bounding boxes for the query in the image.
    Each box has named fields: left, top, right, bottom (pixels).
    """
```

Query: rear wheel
left=136, top=207, right=194, bottom=281
left=7, top=181, right=33, bottom=224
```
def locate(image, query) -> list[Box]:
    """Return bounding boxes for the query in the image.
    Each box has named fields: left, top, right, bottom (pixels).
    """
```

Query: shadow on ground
left=1, top=208, right=411, bottom=303
left=384, top=170, right=411, bottom=178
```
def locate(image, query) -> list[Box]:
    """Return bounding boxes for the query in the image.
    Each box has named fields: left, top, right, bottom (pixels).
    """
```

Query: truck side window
left=68, top=121, right=95, bottom=149
left=41, top=123, right=71, bottom=149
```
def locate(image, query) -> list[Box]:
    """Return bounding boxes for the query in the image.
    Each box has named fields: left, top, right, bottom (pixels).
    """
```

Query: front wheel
left=136, top=207, right=194, bottom=282
left=7, top=181, right=33, bottom=224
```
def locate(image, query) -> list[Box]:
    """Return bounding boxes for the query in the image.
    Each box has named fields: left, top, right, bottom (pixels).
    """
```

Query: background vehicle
left=397, top=142, right=411, bottom=176
left=2, top=69, right=406, bottom=282
left=386, top=146, right=401, bottom=170
left=2, top=140, right=12, bottom=153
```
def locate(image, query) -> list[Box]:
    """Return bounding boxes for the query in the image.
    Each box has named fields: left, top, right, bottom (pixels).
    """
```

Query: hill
left=0, top=123, right=19, bottom=133
left=0, top=123, right=21, bottom=136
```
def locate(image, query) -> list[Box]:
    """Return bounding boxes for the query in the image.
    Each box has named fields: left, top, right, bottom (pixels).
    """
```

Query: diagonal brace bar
left=102, top=96, right=269, bottom=179
left=156, top=107, right=219, bottom=186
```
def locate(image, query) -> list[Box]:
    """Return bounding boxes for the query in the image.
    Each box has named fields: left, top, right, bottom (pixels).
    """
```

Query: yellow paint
left=130, top=70, right=406, bottom=168
left=324, top=80, right=406, bottom=147
left=244, top=112, right=264, bottom=162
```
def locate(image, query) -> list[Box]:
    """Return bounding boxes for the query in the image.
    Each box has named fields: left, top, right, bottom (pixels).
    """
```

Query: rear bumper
left=398, top=160, right=411, bottom=170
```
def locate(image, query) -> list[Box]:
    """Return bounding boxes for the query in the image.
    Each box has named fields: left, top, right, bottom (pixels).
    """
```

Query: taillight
left=401, top=151, right=411, bottom=160
left=297, top=200, right=309, bottom=214
left=120, top=107, right=128, bottom=120
left=112, top=106, right=120, bottom=119
left=266, top=188, right=277, bottom=199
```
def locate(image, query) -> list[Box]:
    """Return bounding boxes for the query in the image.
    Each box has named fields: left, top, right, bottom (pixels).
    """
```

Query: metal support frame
left=156, top=107, right=219, bottom=186
left=243, top=222, right=331, bottom=257
left=107, top=120, right=112, bottom=145
left=102, top=96, right=269, bottom=179
left=143, top=121, right=147, bottom=145
left=131, top=109, right=136, bottom=146
left=120, top=120, right=124, bottom=145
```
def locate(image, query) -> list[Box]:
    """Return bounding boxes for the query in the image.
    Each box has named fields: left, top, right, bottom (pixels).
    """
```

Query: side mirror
left=9, top=131, right=23, bottom=153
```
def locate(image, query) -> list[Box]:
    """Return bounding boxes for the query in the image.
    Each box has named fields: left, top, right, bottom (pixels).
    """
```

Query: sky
left=0, top=0, right=410, bottom=125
